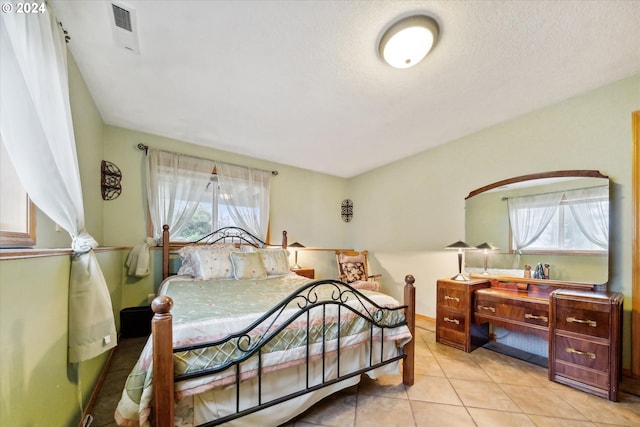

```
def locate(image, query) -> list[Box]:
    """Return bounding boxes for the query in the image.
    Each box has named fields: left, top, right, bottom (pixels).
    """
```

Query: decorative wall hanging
left=341, top=199, right=353, bottom=222
left=101, top=160, right=122, bottom=200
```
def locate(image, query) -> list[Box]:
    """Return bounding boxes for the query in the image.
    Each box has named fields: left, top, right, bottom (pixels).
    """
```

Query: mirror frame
left=465, top=170, right=608, bottom=200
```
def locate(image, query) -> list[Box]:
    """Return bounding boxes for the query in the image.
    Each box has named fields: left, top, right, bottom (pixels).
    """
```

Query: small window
left=0, top=136, right=36, bottom=247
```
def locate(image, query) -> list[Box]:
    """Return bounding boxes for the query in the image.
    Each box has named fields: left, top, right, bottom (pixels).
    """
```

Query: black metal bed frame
left=153, top=225, right=415, bottom=427
left=173, top=280, right=408, bottom=426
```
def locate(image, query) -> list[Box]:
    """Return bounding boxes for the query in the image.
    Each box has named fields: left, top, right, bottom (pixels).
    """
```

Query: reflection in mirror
left=465, top=171, right=609, bottom=284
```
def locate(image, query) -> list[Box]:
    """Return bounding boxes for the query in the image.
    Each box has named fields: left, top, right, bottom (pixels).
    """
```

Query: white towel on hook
left=125, top=237, right=155, bottom=277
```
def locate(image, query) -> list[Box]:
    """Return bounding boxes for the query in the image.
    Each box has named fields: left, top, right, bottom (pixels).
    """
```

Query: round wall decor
left=341, top=199, right=353, bottom=222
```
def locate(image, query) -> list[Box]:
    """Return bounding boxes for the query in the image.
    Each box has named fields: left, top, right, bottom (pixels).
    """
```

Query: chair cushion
left=350, top=280, right=380, bottom=292
left=341, top=261, right=366, bottom=283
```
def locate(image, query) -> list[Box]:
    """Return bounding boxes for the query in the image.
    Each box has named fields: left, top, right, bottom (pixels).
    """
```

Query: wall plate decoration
left=341, top=199, right=353, bottom=222
left=101, top=160, right=122, bottom=200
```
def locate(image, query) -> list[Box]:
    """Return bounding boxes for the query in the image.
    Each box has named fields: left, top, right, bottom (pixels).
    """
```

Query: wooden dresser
left=549, top=289, right=623, bottom=401
left=436, top=276, right=623, bottom=401
left=436, top=279, right=490, bottom=352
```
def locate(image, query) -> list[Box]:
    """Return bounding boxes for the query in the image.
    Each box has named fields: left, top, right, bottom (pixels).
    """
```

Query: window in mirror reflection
left=508, top=186, right=608, bottom=254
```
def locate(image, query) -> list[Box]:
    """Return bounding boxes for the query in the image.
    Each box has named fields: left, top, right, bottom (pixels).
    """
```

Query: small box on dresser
left=436, top=279, right=490, bottom=352
left=549, top=289, right=623, bottom=401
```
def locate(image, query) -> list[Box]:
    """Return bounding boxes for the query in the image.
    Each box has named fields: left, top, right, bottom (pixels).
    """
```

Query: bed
left=115, top=225, right=415, bottom=427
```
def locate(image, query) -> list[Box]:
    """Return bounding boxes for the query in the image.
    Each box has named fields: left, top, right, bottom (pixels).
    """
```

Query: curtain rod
left=136, top=143, right=278, bottom=176
left=501, top=184, right=609, bottom=201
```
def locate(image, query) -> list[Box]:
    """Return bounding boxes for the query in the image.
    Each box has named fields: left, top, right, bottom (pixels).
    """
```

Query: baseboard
left=76, top=337, right=118, bottom=427
left=416, top=313, right=435, bottom=322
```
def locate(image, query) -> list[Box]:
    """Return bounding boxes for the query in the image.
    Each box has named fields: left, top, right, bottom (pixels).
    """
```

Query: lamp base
left=292, top=264, right=301, bottom=270
left=451, top=273, right=469, bottom=281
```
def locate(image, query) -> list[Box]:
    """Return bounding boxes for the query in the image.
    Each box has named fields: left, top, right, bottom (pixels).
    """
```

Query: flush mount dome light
left=379, top=15, right=439, bottom=69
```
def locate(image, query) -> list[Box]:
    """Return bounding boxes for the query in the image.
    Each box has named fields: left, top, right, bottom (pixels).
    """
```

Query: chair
left=335, top=250, right=382, bottom=291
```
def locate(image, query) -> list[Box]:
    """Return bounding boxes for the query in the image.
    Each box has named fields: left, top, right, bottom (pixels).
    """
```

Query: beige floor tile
left=414, top=354, right=446, bottom=377
left=355, top=394, right=415, bottom=427
left=500, top=384, right=588, bottom=420
left=406, top=374, right=463, bottom=406
left=466, top=407, right=536, bottom=427
left=411, top=401, right=476, bottom=427
left=548, top=387, right=640, bottom=426
left=427, top=341, right=471, bottom=361
left=527, top=415, right=598, bottom=427
left=437, top=357, right=493, bottom=381
left=296, top=389, right=357, bottom=427
left=478, top=358, right=548, bottom=387
left=450, top=378, right=521, bottom=412
left=358, top=374, right=407, bottom=400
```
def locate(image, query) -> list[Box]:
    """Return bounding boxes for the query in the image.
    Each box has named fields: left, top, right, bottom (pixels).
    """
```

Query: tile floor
left=91, top=318, right=640, bottom=427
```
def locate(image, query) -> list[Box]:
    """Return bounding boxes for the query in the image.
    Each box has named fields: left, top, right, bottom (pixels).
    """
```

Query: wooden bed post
left=282, top=230, right=288, bottom=249
left=152, top=295, right=174, bottom=427
left=402, top=274, right=415, bottom=386
left=162, top=224, right=170, bottom=280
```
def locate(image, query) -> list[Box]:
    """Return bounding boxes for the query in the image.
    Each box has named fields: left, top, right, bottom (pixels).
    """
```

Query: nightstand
left=291, top=267, right=314, bottom=279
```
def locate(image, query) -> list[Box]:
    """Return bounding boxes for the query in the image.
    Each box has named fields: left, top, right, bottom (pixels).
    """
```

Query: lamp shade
left=445, top=240, right=471, bottom=250
left=475, top=242, right=498, bottom=251
left=379, top=15, right=440, bottom=69
left=289, top=242, right=305, bottom=248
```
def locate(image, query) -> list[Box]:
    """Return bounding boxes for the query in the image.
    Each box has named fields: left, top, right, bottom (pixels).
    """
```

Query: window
left=0, top=136, right=35, bottom=247
left=509, top=186, right=608, bottom=254
left=146, top=149, right=271, bottom=243
left=171, top=178, right=238, bottom=242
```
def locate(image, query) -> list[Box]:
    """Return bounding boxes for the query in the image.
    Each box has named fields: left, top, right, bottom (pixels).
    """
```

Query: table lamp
left=289, top=242, right=305, bottom=269
left=475, top=242, right=498, bottom=275
left=445, top=240, right=471, bottom=281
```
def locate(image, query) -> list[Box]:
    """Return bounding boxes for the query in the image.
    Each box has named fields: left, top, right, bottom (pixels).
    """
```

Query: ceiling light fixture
left=379, top=15, right=439, bottom=69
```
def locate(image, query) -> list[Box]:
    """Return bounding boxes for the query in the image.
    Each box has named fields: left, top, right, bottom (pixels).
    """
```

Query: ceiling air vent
left=110, top=2, right=139, bottom=53
left=112, top=4, right=132, bottom=32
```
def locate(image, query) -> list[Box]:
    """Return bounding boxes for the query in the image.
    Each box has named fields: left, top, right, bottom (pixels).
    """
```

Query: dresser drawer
left=437, top=309, right=466, bottom=334
left=475, top=291, right=549, bottom=327
left=554, top=302, right=610, bottom=339
left=437, top=284, right=466, bottom=311
left=553, top=335, right=610, bottom=372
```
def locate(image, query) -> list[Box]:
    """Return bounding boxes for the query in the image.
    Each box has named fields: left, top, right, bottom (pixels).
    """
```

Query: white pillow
left=259, top=249, right=290, bottom=276
left=230, top=251, right=268, bottom=280
left=192, top=246, right=235, bottom=280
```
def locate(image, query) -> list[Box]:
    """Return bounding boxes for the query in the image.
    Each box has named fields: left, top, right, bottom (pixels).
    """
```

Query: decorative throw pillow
left=259, top=249, right=290, bottom=276
left=230, top=251, right=268, bottom=280
left=192, top=246, right=235, bottom=280
left=342, top=262, right=366, bottom=283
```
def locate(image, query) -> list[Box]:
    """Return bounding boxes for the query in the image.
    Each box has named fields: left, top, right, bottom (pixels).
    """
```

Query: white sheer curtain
left=508, top=192, right=563, bottom=252
left=567, top=186, right=609, bottom=249
left=216, top=163, right=271, bottom=240
left=1, top=9, right=116, bottom=362
left=146, top=148, right=216, bottom=240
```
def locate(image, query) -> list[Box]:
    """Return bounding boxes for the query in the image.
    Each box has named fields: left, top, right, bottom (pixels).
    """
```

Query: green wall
left=348, top=74, right=640, bottom=369
left=0, top=52, right=116, bottom=427
left=101, top=125, right=349, bottom=306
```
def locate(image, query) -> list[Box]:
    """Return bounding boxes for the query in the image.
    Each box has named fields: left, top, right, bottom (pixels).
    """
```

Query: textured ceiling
left=50, top=1, right=640, bottom=178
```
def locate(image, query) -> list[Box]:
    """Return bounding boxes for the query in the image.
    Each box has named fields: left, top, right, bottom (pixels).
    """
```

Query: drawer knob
left=477, top=305, right=495, bottom=313
left=444, top=317, right=460, bottom=325
left=566, top=316, right=597, bottom=327
left=444, top=295, right=460, bottom=302
left=525, top=313, right=548, bottom=323
left=566, top=347, right=596, bottom=360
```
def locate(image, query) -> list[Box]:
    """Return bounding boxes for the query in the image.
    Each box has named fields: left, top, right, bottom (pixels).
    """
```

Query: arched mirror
left=465, top=170, right=609, bottom=285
